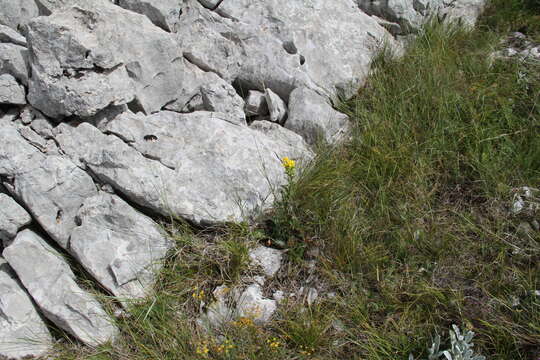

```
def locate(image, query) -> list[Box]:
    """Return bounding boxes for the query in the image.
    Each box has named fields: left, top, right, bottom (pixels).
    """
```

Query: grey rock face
left=0, top=24, right=27, bottom=46
left=177, top=0, right=394, bottom=101
left=356, top=0, right=485, bottom=34
left=0, top=0, right=39, bottom=31
left=265, top=88, right=287, bottom=124
left=118, top=0, right=182, bottom=32
left=213, top=0, right=395, bottom=99
left=249, top=121, right=313, bottom=162
left=28, top=64, right=135, bottom=119
left=0, top=73, right=26, bottom=105
left=200, top=80, right=247, bottom=126
left=0, top=257, right=52, bottom=359
left=70, top=192, right=173, bottom=302
left=0, top=43, right=29, bottom=85
left=0, top=123, right=97, bottom=249
left=26, top=0, right=191, bottom=117
left=0, top=193, right=31, bottom=247
left=56, top=111, right=312, bottom=225
left=285, top=87, right=350, bottom=145
left=3, top=229, right=118, bottom=346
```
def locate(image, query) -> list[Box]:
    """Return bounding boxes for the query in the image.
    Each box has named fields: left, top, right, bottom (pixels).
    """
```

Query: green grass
left=53, top=1, right=539, bottom=359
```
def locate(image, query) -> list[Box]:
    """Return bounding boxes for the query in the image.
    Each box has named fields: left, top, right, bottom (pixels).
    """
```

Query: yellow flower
left=192, top=289, right=205, bottom=300
left=195, top=342, right=210, bottom=356
left=266, top=337, right=281, bottom=349
left=282, top=157, right=296, bottom=170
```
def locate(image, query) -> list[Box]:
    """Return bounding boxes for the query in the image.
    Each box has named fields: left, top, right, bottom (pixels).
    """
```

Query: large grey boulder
left=70, top=192, right=173, bottom=302
left=285, top=87, right=350, bottom=145
left=0, top=123, right=97, bottom=249
left=210, top=0, right=396, bottom=99
left=0, top=257, right=52, bottom=359
left=356, top=0, right=486, bottom=34
left=26, top=0, right=192, bottom=117
left=55, top=110, right=312, bottom=225
left=3, top=229, right=118, bottom=346
left=0, top=73, right=26, bottom=105
left=0, top=43, right=29, bottom=85
left=0, top=193, right=31, bottom=247
left=0, top=0, right=39, bottom=31
left=118, top=0, right=182, bottom=32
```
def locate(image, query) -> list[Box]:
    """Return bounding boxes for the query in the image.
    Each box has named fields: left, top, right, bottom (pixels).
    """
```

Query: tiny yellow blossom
left=195, top=341, right=210, bottom=356
left=282, top=157, right=296, bottom=170
left=232, top=316, right=254, bottom=327
left=192, top=289, right=205, bottom=300
left=266, top=337, right=281, bottom=350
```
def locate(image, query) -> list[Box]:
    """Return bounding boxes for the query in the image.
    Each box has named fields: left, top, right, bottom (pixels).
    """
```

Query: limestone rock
left=249, top=246, right=283, bottom=278
left=0, top=43, right=29, bottom=85
left=56, top=111, right=312, bottom=225
left=356, top=0, right=485, bottom=34
left=285, top=87, right=350, bottom=145
left=0, top=123, right=98, bottom=249
left=0, top=257, right=52, bottom=359
left=0, top=73, right=26, bottom=105
left=26, top=0, right=191, bottom=117
left=0, top=193, right=31, bottom=247
left=197, top=285, right=235, bottom=330
left=200, top=80, right=247, bottom=126
left=28, top=65, right=135, bottom=119
left=235, top=284, right=277, bottom=324
left=118, top=0, right=182, bottom=32
left=0, top=0, right=39, bottom=31
left=0, top=24, right=27, bottom=46
left=265, top=88, right=287, bottom=124
left=70, top=192, right=173, bottom=302
left=213, top=0, right=396, bottom=99
left=3, top=229, right=118, bottom=346
left=249, top=120, right=313, bottom=162
left=245, top=90, right=269, bottom=117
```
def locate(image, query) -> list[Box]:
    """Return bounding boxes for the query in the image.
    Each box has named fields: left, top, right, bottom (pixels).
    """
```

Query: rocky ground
left=3, top=0, right=537, bottom=359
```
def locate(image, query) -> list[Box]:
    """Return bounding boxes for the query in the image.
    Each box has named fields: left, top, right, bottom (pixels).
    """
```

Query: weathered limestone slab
left=0, top=257, right=52, bottom=359
left=70, top=192, right=173, bottom=301
left=55, top=111, right=312, bottom=225
left=3, top=229, right=118, bottom=346
left=0, top=123, right=97, bottom=249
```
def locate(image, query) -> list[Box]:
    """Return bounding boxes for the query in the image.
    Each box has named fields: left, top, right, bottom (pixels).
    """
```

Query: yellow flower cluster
left=195, top=341, right=210, bottom=356
left=282, top=157, right=296, bottom=170
left=267, top=337, right=281, bottom=349
left=192, top=289, right=205, bottom=301
left=299, top=345, right=315, bottom=356
left=232, top=316, right=254, bottom=327
left=215, top=339, right=234, bottom=354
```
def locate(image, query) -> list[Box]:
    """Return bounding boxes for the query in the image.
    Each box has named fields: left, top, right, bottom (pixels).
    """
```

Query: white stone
left=249, top=246, right=283, bottom=278
left=235, top=284, right=276, bottom=324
